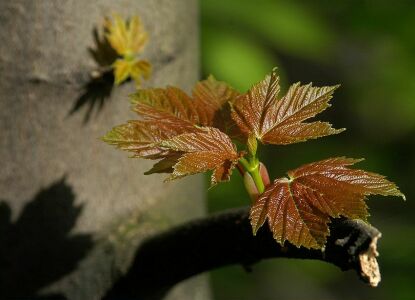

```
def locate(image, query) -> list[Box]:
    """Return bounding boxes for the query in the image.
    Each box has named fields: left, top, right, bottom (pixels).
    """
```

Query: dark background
left=201, top=1, right=415, bottom=299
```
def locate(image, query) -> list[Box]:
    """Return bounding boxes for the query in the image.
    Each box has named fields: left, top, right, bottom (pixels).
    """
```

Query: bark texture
left=0, top=1, right=209, bottom=299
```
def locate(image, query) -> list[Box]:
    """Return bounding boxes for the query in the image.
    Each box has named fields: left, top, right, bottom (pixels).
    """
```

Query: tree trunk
left=0, top=1, right=209, bottom=299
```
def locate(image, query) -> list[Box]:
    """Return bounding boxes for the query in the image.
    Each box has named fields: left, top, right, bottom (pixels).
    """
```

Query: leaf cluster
left=105, top=14, right=151, bottom=87
left=103, top=69, right=404, bottom=249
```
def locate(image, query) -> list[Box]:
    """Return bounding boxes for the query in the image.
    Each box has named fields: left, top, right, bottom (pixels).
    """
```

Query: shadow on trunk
left=69, top=27, right=118, bottom=124
left=0, top=177, right=93, bottom=299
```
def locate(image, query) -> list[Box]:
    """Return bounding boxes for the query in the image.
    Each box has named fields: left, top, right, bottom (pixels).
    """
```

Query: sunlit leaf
left=113, top=59, right=131, bottom=85
left=104, top=78, right=241, bottom=183
left=102, top=120, right=197, bottom=159
left=105, top=14, right=151, bottom=87
left=250, top=157, right=405, bottom=249
left=105, top=14, right=148, bottom=57
left=232, top=68, right=344, bottom=145
left=113, top=58, right=152, bottom=87
left=131, top=87, right=200, bottom=124
left=131, top=78, right=238, bottom=127
left=130, top=60, right=152, bottom=86
left=160, top=127, right=242, bottom=185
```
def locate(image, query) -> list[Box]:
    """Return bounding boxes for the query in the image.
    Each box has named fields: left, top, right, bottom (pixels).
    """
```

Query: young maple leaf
left=160, top=127, right=243, bottom=185
left=113, top=59, right=151, bottom=86
left=105, top=14, right=148, bottom=57
left=104, top=69, right=405, bottom=254
left=250, top=157, right=405, bottom=249
left=192, top=75, right=240, bottom=126
left=102, top=120, right=198, bottom=159
left=130, top=76, right=239, bottom=127
left=231, top=68, right=344, bottom=145
left=103, top=78, right=240, bottom=183
left=131, top=87, right=201, bottom=125
left=104, top=14, right=151, bottom=87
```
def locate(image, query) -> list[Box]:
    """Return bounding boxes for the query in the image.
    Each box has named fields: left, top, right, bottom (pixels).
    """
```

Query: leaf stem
left=238, top=157, right=252, bottom=172
left=239, top=155, right=265, bottom=194
left=250, top=164, right=265, bottom=194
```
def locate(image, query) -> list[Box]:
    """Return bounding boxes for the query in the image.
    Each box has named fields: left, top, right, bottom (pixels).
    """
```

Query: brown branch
left=104, top=207, right=381, bottom=299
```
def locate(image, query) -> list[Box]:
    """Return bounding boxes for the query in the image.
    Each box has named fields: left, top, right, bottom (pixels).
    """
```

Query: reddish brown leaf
left=131, top=87, right=201, bottom=124
left=250, top=157, right=405, bottom=249
left=102, top=120, right=198, bottom=159
left=131, top=77, right=239, bottom=127
left=104, top=78, right=240, bottom=180
left=212, top=103, right=246, bottom=142
left=231, top=69, right=344, bottom=145
left=160, top=127, right=242, bottom=185
left=192, top=75, right=240, bottom=126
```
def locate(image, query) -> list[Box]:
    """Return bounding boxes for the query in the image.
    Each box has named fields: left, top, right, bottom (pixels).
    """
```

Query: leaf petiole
left=238, top=157, right=252, bottom=172
left=239, top=156, right=265, bottom=194
left=250, top=164, right=265, bottom=194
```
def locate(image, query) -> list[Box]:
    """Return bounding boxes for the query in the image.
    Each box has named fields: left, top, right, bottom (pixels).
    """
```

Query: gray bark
left=0, top=1, right=209, bottom=299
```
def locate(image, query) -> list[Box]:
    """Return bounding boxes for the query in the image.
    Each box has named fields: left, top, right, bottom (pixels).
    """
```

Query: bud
left=243, top=171, right=259, bottom=201
left=243, top=162, right=270, bottom=202
left=259, top=162, right=270, bottom=187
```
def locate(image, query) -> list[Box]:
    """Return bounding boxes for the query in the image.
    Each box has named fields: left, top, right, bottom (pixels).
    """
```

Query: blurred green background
left=201, top=0, right=415, bottom=299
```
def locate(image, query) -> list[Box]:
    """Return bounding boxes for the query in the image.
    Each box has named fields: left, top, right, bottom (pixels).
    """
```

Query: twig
left=105, top=207, right=381, bottom=299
